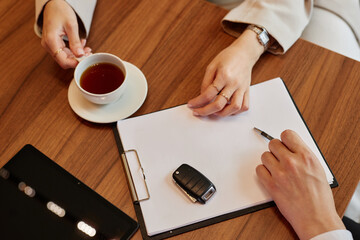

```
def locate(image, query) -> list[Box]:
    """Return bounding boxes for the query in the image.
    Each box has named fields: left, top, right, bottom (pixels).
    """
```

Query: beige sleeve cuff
left=221, top=0, right=313, bottom=55
left=34, top=0, right=97, bottom=38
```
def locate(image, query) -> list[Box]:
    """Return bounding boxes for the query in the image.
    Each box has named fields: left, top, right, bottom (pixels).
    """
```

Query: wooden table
left=1, top=0, right=359, bottom=239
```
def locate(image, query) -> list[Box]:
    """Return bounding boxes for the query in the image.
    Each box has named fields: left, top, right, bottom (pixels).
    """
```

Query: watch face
left=247, top=25, right=269, bottom=48
left=259, top=31, right=269, bottom=46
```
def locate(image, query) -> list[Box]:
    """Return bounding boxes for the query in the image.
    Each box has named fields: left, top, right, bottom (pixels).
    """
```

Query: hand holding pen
left=254, top=128, right=345, bottom=239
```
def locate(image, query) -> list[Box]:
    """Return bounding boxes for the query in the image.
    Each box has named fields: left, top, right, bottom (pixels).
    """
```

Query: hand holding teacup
left=42, top=0, right=92, bottom=69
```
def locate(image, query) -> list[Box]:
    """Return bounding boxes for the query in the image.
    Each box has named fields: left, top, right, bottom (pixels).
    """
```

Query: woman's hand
left=187, top=29, right=264, bottom=117
left=41, top=0, right=91, bottom=69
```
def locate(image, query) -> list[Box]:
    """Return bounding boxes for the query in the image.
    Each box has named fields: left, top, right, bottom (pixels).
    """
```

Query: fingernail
left=187, top=103, right=193, bottom=108
left=193, top=111, right=199, bottom=116
left=76, top=48, right=85, bottom=56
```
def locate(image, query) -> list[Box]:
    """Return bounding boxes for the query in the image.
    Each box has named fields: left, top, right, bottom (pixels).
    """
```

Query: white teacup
left=74, top=53, right=128, bottom=104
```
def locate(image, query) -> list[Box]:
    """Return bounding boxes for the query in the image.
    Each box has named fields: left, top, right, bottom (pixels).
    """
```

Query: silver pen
left=254, top=127, right=274, bottom=140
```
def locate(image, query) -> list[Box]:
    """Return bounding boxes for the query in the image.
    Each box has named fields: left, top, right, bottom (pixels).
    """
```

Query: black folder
left=0, top=145, right=138, bottom=240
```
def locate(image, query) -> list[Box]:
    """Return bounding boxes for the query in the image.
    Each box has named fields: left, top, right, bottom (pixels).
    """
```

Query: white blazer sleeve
left=221, top=0, right=313, bottom=54
left=310, top=229, right=353, bottom=240
left=34, top=0, right=97, bottom=38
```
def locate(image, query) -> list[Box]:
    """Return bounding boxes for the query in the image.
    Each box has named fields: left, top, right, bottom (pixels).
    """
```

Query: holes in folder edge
left=124, top=150, right=150, bottom=201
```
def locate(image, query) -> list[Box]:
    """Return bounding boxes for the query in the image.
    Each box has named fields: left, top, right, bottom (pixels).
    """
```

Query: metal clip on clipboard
left=121, top=149, right=150, bottom=203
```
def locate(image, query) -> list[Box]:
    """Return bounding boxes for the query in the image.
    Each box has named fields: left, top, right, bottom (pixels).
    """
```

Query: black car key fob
left=172, top=164, right=216, bottom=204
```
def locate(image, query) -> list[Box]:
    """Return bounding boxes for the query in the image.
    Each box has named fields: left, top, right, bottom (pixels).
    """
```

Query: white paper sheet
left=116, top=78, right=334, bottom=236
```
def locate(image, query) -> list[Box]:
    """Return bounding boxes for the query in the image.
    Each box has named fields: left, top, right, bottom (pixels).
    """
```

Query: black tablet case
left=0, top=144, right=139, bottom=240
left=113, top=79, right=338, bottom=240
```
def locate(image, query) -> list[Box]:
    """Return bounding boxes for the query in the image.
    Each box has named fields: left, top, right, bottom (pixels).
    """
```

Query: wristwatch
left=246, top=24, right=270, bottom=50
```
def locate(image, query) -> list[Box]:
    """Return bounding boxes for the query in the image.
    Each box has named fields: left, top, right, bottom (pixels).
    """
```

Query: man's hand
left=256, top=130, right=345, bottom=240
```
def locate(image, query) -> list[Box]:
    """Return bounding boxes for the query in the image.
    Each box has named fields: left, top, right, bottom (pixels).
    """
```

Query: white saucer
left=68, top=62, right=148, bottom=123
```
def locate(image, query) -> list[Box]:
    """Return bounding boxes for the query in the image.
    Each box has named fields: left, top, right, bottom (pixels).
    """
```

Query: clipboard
left=113, top=78, right=338, bottom=239
left=113, top=128, right=276, bottom=239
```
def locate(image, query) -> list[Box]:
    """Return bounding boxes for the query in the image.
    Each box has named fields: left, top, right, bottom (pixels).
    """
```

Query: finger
left=255, top=164, right=274, bottom=191
left=42, top=31, right=66, bottom=56
left=232, top=89, right=250, bottom=115
left=42, top=34, right=76, bottom=69
left=209, top=87, right=234, bottom=115
left=261, top=151, right=279, bottom=175
left=188, top=71, right=225, bottom=108
left=195, top=87, right=234, bottom=116
left=268, top=139, right=293, bottom=163
left=84, top=47, right=92, bottom=56
left=218, top=86, right=234, bottom=103
left=82, top=39, right=93, bottom=55
left=215, top=88, right=249, bottom=116
left=81, top=38, right=87, bottom=47
left=64, top=21, right=85, bottom=57
left=200, top=64, right=217, bottom=93
left=55, top=47, right=78, bottom=69
left=191, top=92, right=228, bottom=116
left=280, top=129, right=309, bottom=154
left=188, top=83, right=221, bottom=108
left=281, top=130, right=320, bottom=169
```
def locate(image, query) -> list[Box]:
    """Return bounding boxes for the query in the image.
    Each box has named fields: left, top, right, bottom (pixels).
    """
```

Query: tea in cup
left=74, top=53, right=128, bottom=104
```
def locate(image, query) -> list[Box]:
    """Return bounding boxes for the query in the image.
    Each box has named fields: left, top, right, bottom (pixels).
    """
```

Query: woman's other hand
left=41, top=0, right=91, bottom=69
left=187, top=29, right=264, bottom=117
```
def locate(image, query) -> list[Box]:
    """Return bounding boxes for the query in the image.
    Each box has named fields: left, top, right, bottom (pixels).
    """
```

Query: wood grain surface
left=0, top=0, right=359, bottom=239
